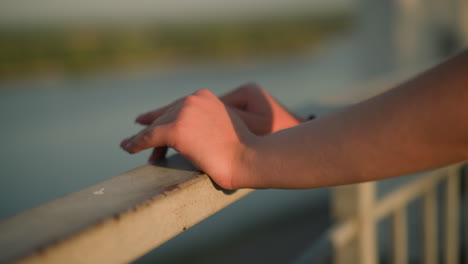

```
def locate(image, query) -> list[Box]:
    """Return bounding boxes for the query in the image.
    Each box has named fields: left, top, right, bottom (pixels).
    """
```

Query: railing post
left=391, top=207, right=408, bottom=264
left=445, top=166, right=460, bottom=264
left=464, top=164, right=468, bottom=264
left=423, top=186, right=438, bottom=264
left=332, top=182, right=377, bottom=264
left=456, top=0, right=468, bottom=44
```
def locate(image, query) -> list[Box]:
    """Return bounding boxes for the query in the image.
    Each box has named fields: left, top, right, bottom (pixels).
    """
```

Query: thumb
left=220, top=83, right=259, bottom=109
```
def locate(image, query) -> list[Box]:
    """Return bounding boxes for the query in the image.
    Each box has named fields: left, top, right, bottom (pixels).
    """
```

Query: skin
left=121, top=50, right=468, bottom=190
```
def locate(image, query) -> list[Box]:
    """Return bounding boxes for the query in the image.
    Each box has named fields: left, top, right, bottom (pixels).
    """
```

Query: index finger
left=135, top=98, right=182, bottom=125
left=121, top=124, right=175, bottom=154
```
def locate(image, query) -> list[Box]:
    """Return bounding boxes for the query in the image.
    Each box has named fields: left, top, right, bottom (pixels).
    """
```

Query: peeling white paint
left=93, top=188, right=104, bottom=195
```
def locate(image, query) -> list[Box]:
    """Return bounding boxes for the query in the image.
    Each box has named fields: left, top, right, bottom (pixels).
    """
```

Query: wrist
left=230, top=136, right=265, bottom=189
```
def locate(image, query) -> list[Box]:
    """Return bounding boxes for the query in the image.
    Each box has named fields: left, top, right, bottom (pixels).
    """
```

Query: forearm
left=237, top=51, right=468, bottom=189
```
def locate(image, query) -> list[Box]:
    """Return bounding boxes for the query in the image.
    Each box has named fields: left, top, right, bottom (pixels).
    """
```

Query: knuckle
left=168, top=122, right=183, bottom=145
left=182, top=94, right=198, bottom=105
left=140, top=129, right=154, bottom=142
left=169, top=121, right=180, bottom=134
left=194, top=89, right=212, bottom=96
left=156, top=124, right=180, bottom=148
left=177, top=103, right=193, bottom=118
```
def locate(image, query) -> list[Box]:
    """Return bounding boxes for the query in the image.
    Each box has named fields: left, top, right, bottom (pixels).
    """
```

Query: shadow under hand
left=152, top=154, right=237, bottom=195
left=151, top=153, right=198, bottom=171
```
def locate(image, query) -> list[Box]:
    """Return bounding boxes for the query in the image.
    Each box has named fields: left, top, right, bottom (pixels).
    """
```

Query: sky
left=0, top=0, right=352, bottom=26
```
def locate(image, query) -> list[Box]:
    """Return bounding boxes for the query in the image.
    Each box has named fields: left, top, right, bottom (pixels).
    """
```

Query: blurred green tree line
left=0, top=12, right=353, bottom=79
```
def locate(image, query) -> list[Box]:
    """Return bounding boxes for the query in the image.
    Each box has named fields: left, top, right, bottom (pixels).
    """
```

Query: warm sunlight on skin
left=121, top=84, right=302, bottom=189
left=219, top=84, right=304, bottom=135
left=122, top=50, right=468, bottom=190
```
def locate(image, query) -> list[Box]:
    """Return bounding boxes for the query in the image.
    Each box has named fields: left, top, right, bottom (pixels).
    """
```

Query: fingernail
left=135, top=115, right=145, bottom=123
left=125, top=140, right=133, bottom=149
left=120, top=137, right=133, bottom=150
left=120, top=138, right=130, bottom=148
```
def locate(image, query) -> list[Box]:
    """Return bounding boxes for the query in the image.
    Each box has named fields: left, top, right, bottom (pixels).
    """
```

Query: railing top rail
left=0, top=155, right=252, bottom=264
left=373, top=169, right=449, bottom=221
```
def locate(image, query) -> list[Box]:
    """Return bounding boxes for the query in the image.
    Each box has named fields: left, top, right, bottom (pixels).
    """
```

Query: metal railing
left=0, top=157, right=465, bottom=263
left=294, top=163, right=466, bottom=264
left=0, top=155, right=252, bottom=263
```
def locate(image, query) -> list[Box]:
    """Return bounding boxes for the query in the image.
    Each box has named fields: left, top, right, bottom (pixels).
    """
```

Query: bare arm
left=236, top=50, right=468, bottom=188
left=121, top=50, right=468, bottom=190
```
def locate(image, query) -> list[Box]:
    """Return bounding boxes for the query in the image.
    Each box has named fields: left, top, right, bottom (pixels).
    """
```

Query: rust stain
left=36, top=246, right=46, bottom=255
left=164, top=184, right=178, bottom=193
left=113, top=214, right=121, bottom=221
left=182, top=227, right=187, bottom=231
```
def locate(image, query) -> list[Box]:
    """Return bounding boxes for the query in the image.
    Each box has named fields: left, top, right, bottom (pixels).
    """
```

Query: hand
left=121, top=89, right=256, bottom=189
left=136, top=83, right=304, bottom=136
left=220, top=83, right=304, bottom=135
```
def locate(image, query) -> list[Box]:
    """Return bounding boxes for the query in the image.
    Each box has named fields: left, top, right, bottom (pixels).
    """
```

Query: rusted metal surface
left=0, top=156, right=252, bottom=263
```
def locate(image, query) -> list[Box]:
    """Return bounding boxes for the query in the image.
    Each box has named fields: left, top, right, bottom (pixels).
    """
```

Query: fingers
left=137, top=86, right=255, bottom=126
left=127, top=90, right=215, bottom=161
left=135, top=109, right=166, bottom=125
left=135, top=98, right=182, bottom=125
left=121, top=124, right=174, bottom=154
left=136, top=89, right=214, bottom=125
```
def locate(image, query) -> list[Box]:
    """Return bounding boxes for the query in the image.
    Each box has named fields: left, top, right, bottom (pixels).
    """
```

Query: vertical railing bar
left=358, top=182, right=378, bottom=264
left=444, top=166, right=460, bottom=264
left=461, top=164, right=468, bottom=263
left=391, top=206, right=408, bottom=264
left=464, top=164, right=468, bottom=264
left=423, top=187, right=438, bottom=264
left=332, top=184, right=364, bottom=264
left=330, top=165, right=463, bottom=264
